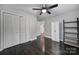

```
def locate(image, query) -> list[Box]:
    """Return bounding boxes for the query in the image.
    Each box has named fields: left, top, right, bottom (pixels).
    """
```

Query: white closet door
left=12, top=15, right=19, bottom=45
left=3, top=12, right=19, bottom=48
left=20, top=17, right=26, bottom=43
left=4, top=13, right=13, bottom=48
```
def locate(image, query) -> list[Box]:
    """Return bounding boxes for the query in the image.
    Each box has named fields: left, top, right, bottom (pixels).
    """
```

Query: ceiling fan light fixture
left=32, top=4, right=58, bottom=15
left=42, top=9, right=47, bottom=13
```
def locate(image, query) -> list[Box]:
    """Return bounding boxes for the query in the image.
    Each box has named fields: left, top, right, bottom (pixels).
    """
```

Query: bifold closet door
left=20, top=17, right=26, bottom=43
left=3, top=12, right=19, bottom=48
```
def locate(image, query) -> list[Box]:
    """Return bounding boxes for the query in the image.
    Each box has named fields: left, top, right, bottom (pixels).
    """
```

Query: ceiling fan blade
left=47, top=11, right=51, bottom=14
left=32, top=8, right=41, bottom=10
left=48, top=4, right=58, bottom=9
left=45, top=4, right=47, bottom=9
left=40, top=11, right=42, bottom=15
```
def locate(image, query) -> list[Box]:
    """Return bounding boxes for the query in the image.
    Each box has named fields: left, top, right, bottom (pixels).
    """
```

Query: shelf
left=65, top=36, right=78, bottom=40
left=64, top=41, right=79, bottom=48
left=65, top=32, right=77, bottom=35
left=64, top=27, right=77, bottom=29
left=64, top=21, right=77, bottom=23
left=63, top=18, right=79, bottom=48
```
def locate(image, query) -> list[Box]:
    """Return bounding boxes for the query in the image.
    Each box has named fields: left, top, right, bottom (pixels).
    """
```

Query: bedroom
left=0, top=4, right=79, bottom=55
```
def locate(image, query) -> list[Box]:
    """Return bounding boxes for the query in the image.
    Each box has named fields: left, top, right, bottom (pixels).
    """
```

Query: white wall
left=41, top=7, right=79, bottom=42
left=44, top=20, right=51, bottom=38
left=0, top=13, right=1, bottom=48
left=26, top=15, right=38, bottom=41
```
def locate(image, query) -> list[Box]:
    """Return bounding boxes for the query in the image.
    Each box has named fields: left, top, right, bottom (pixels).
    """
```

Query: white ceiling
left=0, top=4, right=79, bottom=19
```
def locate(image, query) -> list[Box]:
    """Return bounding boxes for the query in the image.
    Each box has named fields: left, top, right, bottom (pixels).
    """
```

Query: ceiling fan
left=32, top=4, right=58, bottom=15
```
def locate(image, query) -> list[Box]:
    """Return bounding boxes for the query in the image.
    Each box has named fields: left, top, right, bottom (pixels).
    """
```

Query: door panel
left=3, top=12, right=20, bottom=48
left=12, top=15, right=19, bottom=45
left=20, top=17, right=26, bottom=43
left=52, top=22, right=60, bottom=42
left=4, top=13, right=14, bottom=48
left=55, top=22, right=60, bottom=42
left=52, top=23, right=56, bottom=41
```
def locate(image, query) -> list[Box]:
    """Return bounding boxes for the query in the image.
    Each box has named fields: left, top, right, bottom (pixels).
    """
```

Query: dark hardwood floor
left=0, top=36, right=79, bottom=55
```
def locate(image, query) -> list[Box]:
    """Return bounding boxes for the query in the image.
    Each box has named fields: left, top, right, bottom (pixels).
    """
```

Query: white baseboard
left=37, top=34, right=52, bottom=38
left=45, top=35, right=60, bottom=42
left=0, top=37, right=37, bottom=51
left=0, top=48, right=3, bottom=52
left=27, top=36, right=37, bottom=42
left=45, top=35, right=52, bottom=39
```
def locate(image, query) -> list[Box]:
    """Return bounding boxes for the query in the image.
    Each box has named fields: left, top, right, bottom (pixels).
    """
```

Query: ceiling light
left=42, top=9, right=47, bottom=13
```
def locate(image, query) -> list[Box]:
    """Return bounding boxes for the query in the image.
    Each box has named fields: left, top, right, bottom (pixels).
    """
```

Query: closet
left=0, top=9, right=39, bottom=51
left=0, top=10, right=25, bottom=50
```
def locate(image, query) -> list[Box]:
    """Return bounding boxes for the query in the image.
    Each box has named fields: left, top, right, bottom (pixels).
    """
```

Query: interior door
left=3, top=12, right=20, bottom=48
left=20, top=17, right=26, bottom=43
left=51, top=23, right=56, bottom=41
left=12, top=14, right=19, bottom=45
left=51, top=22, right=60, bottom=42
left=55, top=22, right=60, bottom=42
